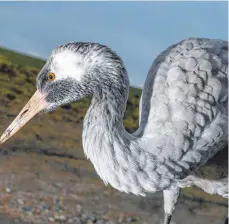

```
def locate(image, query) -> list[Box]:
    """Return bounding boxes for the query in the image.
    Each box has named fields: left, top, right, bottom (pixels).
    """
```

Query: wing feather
left=137, top=38, right=228, bottom=178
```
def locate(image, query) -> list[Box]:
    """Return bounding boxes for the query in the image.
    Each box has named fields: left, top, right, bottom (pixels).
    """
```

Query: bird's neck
left=83, top=73, right=142, bottom=192
left=83, top=79, right=130, bottom=145
left=83, top=75, right=132, bottom=160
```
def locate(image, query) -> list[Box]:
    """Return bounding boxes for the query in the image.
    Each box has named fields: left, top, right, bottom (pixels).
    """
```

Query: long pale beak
left=0, top=90, right=48, bottom=144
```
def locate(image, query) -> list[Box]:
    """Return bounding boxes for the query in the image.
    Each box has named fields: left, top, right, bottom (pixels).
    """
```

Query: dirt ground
left=0, top=150, right=227, bottom=224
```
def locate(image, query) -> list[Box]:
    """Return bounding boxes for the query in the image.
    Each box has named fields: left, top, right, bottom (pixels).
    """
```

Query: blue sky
left=0, top=1, right=227, bottom=86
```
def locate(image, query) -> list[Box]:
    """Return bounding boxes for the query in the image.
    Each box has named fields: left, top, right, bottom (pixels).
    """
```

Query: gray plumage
left=35, top=37, right=228, bottom=223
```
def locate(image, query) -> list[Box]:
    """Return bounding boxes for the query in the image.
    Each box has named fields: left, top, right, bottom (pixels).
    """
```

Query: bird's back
left=137, top=37, right=228, bottom=174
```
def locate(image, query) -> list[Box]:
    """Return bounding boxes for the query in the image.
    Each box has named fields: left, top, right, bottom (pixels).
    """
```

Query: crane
left=0, top=37, right=228, bottom=224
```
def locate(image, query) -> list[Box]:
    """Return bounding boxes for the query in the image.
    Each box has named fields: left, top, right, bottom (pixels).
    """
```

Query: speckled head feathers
left=36, top=42, right=128, bottom=112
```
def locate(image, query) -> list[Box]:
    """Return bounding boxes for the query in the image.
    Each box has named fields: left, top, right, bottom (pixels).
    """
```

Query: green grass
left=0, top=46, right=45, bottom=69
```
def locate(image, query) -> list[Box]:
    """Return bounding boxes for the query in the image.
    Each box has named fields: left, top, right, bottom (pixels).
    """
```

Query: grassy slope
left=0, top=47, right=45, bottom=68
left=0, top=46, right=227, bottom=204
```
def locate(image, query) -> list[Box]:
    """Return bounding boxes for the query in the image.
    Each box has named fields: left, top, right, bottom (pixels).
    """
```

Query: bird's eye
left=47, top=72, right=56, bottom=82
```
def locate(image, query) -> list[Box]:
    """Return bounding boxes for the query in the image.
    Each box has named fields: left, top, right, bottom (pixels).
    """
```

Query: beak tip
left=0, top=133, right=7, bottom=145
left=0, top=90, right=47, bottom=145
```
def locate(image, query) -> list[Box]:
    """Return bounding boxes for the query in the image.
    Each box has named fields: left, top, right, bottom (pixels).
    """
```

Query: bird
left=0, top=37, right=228, bottom=224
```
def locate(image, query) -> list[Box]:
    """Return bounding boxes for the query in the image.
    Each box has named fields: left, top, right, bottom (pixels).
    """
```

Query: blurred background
left=0, top=1, right=228, bottom=224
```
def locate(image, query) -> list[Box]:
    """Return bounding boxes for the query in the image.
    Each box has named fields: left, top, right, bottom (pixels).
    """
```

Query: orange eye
left=47, top=72, right=56, bottom=81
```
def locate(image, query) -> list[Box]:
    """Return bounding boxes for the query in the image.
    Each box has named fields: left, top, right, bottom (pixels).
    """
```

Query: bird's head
left=37, top=43, right=95, bottom=112
left=0, top=42, right=127, bottom=144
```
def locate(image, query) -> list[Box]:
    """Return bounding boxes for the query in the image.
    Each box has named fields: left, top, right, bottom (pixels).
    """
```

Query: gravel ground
left=0, top=152, right=227, bottom=224
left=0, top=213, right=29, bottom=224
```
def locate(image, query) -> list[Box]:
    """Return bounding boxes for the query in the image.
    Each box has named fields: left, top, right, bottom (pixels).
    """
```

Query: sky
left=0, top=1, right=227, bottom=87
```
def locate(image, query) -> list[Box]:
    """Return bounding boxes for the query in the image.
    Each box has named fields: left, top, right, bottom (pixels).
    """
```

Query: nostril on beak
left=20, top=109, right=29, bottom=118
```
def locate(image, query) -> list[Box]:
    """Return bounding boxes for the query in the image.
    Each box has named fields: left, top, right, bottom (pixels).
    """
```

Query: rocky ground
left=0, top=150, right=228, bottom=224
